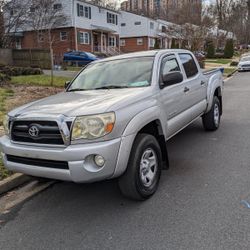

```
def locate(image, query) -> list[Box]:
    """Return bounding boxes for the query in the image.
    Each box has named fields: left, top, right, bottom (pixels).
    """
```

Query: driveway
left=43, top=70, right=78, bottom=79
left=1, top=72, right=250, bottom=250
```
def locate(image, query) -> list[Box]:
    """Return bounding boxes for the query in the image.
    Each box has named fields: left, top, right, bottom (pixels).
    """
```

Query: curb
left=0, top=174, right=32, bottom=195
left=227, top=69, right=238, bottom=78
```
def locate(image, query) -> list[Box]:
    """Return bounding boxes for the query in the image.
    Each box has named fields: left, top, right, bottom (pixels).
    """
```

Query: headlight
left=71, top=112, right=115, bottom=140
left=3, top=115, right=10, bottom=135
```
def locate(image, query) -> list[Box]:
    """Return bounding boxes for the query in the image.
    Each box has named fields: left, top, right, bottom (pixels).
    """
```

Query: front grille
left=6, top=155, right=69, bottom=170
left=242, top=64, right=250, bottom=68
left=11, top=120, right=71, bottom=145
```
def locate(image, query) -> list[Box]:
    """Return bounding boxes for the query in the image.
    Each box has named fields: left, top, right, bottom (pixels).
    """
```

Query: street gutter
left=0, top=173, right=32, bottom=195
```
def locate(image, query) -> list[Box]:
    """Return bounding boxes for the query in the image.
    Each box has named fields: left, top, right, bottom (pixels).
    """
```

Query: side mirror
left=65, top=81, right=71, bottom=90
left=161, top=72, right=183, bottom=88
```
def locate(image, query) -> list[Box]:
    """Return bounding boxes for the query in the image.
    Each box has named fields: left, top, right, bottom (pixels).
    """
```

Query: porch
left=91, top=25, right=120, bottom=56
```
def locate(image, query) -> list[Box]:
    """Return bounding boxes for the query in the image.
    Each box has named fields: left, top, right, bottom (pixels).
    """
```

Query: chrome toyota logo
left=28, top=125, right=40, bottom=137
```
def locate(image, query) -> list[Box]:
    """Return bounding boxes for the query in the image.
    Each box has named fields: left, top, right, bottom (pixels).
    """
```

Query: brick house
left=119, top=11, right=181, bottom=53
left=6, top=0, right=121, bottom=59
left=119, top=11, right=160, bottom=53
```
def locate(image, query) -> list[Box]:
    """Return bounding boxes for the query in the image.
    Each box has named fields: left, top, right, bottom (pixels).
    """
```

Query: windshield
left=241, top=56, right=250, bottom=62
left=68, top=57, right=154, bottom=91
left=85, top=52, right=97, bottom=59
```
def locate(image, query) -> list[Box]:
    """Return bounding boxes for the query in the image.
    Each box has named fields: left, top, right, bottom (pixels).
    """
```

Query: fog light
left=94, top=155, right=105, bottom=167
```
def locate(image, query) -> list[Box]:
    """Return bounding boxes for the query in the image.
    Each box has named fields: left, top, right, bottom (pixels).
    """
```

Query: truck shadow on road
left=47, top=119, right=213, bottom=203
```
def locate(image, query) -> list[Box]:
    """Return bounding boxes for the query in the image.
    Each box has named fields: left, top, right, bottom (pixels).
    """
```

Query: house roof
left=77, top=0, right=120, bottom=14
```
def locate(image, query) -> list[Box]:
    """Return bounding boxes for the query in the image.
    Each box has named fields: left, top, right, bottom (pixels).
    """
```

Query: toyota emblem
left=28, top=125, right=40, bottom=137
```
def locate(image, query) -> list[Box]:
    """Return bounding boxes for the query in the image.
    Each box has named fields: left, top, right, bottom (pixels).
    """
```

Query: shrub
left=206, top=42, right=215, bottom=58
left=224, top=39, right=234, bottom=58
left=0, top=73, right=11, bottom=85
left=230, top=61, right=238, bottom=66
left=0, top=66, right=43, bottom=77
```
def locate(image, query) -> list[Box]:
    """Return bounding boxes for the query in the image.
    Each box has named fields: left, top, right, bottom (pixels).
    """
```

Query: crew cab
left=0, top=50, right=223, bottom=200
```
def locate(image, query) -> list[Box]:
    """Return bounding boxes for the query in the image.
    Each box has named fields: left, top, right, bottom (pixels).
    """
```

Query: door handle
left=184, top=86, right=190, bottom=93
left=201, top=81, right=206, bottom=86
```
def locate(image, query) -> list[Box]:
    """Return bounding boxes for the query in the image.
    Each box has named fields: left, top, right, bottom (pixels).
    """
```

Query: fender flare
left=205, top=79, right=222, bottom=113
left=112, top=107, right=167, bottom=178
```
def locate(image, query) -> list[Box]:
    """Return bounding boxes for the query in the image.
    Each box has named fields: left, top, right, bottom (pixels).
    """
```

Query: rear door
left=178, top=53, right=207, bottom=119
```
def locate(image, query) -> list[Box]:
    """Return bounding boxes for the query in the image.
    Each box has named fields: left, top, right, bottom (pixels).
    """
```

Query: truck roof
left=95, top=49, right=192, bottom=63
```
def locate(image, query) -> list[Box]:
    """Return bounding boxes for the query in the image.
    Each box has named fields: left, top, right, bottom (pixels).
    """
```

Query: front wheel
left=202, top=96, right=221, bottom=131
left=118, top=134, right=162, bottom=200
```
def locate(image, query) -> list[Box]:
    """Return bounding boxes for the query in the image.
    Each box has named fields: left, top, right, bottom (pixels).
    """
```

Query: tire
left=202, top=96, right=221, bottom=131
left=118, top=133, right=162, bottom=200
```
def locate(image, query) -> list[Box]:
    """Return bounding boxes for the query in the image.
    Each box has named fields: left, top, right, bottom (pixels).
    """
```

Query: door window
left=160, top=55, right=180, bottom=85
left=179, top=53, right=198, bottom=78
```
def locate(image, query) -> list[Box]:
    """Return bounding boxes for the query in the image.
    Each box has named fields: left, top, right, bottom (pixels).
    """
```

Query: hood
left=239, top=60, right=250, bottom=66
left=9, top=88, right=153, bottom=118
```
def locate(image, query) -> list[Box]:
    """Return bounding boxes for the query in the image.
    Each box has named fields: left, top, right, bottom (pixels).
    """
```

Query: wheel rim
left=139, top=148, right=158, bottom=187
left=214, top=103, right=220, bottom=127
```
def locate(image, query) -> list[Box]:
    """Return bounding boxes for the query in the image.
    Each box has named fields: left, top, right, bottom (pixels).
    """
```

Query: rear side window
left=179, top=53, right=198, bottom=78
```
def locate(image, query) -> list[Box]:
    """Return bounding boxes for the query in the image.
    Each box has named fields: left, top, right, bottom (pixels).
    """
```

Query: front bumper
left=238, top=66, right=250, bottom=71
left=0, top=136, right=124, bottom=183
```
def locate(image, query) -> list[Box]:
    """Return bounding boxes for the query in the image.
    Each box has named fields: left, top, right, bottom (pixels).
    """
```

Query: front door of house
left=101, top=34, right=106, bottom=52
left=93, top=34, right=98, bottom=52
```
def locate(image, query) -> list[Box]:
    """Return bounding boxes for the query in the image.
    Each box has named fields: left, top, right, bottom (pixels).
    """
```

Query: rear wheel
left=118, top=134, right=162, bottom=200
left=202, top=96, right=221, bottom=131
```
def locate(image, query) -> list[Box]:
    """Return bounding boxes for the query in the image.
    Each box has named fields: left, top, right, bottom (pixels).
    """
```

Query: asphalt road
left=1, top=72, right=250, bottom=250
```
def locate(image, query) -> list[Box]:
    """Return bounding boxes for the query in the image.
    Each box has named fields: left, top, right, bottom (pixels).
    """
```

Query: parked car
left=63, top=51, right=98, bottom=66
left=238, top=56, right=250, bottom=72
left=0, top=49, right=223, bottom=200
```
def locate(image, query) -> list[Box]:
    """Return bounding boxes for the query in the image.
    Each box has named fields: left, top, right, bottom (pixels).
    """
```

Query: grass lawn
left=0, top=88, right=14, bottom=180
left=11, top=75, right=71, bottom=88
left=205, top=59, right=232, bottom=65
left=223, top=67, right=237, bottom=76
left=0, top=88, right=14, bottom=126
left=0, top=154, right=12, bottom=181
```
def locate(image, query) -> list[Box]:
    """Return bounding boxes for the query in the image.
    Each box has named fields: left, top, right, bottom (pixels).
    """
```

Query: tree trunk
left=48, top=30, right=54, bottom=86
left=248, top=0, right=250, bottom=43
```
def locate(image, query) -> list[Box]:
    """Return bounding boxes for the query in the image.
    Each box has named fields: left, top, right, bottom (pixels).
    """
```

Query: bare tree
left=0, top=0, right=29, bottom=48
left=28, top=0, right=67, bottom=85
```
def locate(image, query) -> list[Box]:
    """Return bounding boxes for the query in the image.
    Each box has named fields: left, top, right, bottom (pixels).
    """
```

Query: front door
left=93, top=33, right=99, bottom=52
left=101, top=34, right=106, bottom=52
left=159, top=54, right=185, bottom=138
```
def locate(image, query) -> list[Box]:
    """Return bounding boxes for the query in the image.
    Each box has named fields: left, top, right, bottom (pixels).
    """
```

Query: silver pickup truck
left=0, top=49, right=223, bottom=200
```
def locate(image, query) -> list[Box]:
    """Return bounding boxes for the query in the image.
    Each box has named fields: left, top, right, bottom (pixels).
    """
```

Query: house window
left=53, top=4, right=62, bottom=10
left=150, top=22, right=154, bottom=29
left=108, top=36, right=116, bottom=47
left=120, top=39, right=125, bottom=46
left=77, top=4, right=91, bottom=19
left=60, top=31, right=68, bottom=41
left=107, top=12, right=118, bottom=25
left=135, top=22, right=141, bottom=25
left=79, top=32, right=90, bottom=44
left=16, top=38, right=21, bottom=49
left=38, top=34, right=44, bottom=42
left=121, top=23, right=126, bottom=27
left=149, top=38, right=155, bottom=47
left=30, top=7, right=36, bottom=13
left=137, top=38, right=143, bottom=45
left=84, top=6, right=90, bottom=18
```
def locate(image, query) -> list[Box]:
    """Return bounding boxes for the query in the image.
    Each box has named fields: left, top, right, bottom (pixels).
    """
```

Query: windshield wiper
left=94, top=85, right=129, bottom=90
left=67, top=88, right=88, bottom=92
